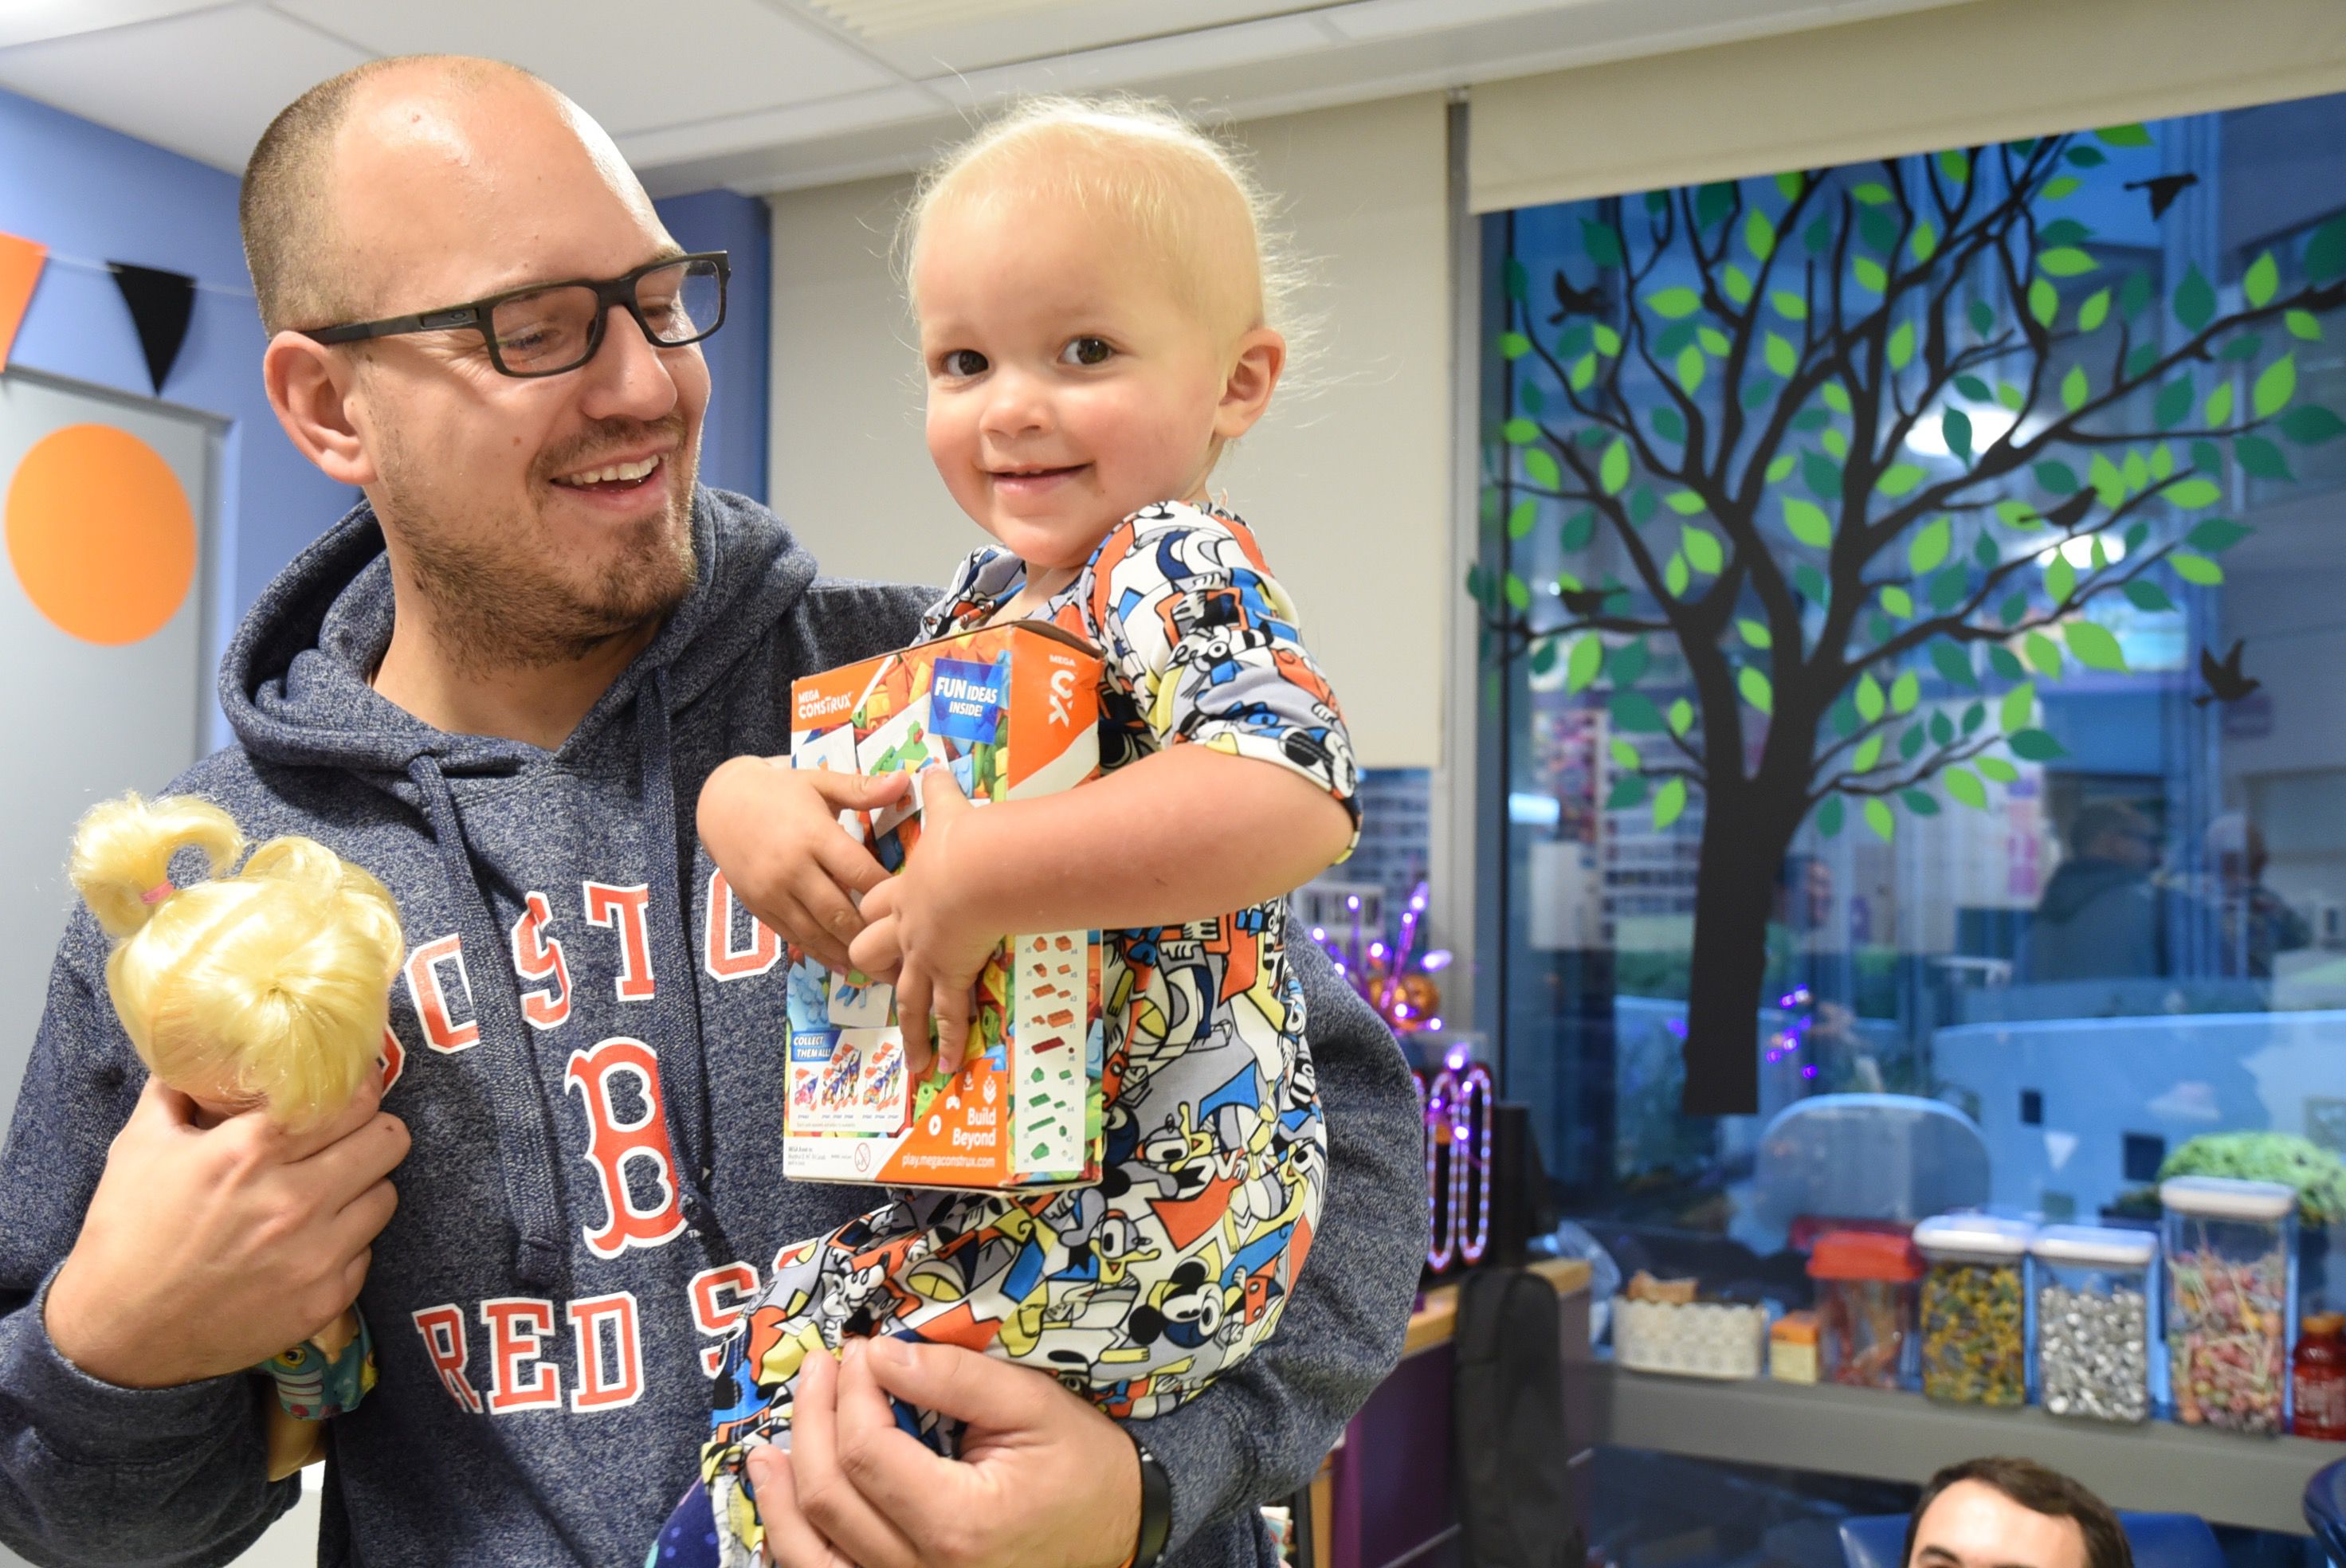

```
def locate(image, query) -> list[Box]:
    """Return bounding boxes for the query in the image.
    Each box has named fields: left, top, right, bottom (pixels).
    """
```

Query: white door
left=0, top=365, right=216, bottom=1134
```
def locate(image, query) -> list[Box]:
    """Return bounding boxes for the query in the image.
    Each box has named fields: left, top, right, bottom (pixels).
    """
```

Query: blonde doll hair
left=902, top=95, right=1312, bottom=372
left=69, top=793, right=404, bottom=1130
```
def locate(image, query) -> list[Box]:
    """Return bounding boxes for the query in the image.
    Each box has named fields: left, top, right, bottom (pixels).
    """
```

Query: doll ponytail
left=68, top=793, right=405, bottom=1129
left=69, top=792, right=243, bottom=938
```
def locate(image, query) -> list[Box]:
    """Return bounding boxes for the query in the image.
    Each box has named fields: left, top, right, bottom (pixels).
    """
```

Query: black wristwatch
left=1129, top=1433, right=1172, bottom=1568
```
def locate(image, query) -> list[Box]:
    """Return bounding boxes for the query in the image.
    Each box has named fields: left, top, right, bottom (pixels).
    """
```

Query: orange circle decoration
left=6, top=423, right=195, bottom=645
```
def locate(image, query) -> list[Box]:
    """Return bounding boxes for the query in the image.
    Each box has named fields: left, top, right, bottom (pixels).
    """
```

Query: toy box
left=783, top=621, right=1106, bottom=1190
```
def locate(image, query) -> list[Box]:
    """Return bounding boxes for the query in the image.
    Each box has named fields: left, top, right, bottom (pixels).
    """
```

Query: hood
left=216, top=486, right=818, bottom=1288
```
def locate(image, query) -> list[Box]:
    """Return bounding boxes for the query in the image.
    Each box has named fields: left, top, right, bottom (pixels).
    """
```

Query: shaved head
left=239, top=56, right=642, bottom=335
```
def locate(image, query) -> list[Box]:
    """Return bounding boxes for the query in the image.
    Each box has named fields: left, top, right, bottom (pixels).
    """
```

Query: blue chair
left=1839, top=1509, right=2222, bottom=1568
left=2306, top=1456, right=2346, bottom=1561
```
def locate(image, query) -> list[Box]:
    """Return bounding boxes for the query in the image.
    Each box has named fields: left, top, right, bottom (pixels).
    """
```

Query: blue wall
left=653, top=188, right=770, bottom=505
left=0, top=84, right=351, bottom=748
left=0, top=87, right=771, bottom=751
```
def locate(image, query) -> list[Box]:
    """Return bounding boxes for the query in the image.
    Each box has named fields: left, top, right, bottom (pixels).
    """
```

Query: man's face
left=1909, top=1480, right=2091, bottom=1568
left=329, top=82, right=710, bottom=668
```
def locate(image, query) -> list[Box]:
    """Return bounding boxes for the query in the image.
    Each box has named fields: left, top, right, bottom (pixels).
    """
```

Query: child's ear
left=1213, top=327, right=1286, bottom=442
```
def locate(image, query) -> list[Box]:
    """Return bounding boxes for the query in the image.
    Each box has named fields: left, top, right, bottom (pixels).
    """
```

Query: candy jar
left=2162, top=1176, right=2295, bottom=1434
left=2293, top=1312, right=2346, bottom=1441
left=1913, top=1214, right=2032, bottom=1405
left=1808, top=1231, right=1921, bottom=1391
left=2030, top=1224, right=2156, bottom=1424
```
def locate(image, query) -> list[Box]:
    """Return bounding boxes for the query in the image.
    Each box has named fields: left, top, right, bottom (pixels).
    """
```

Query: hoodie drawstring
left=410, top=755, right=571, bottom=1291
left=638, top=669, right=732, bottom=1265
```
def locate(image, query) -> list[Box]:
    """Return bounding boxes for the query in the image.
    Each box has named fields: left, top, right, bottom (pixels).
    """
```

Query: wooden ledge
left=1402, top=1256, right=1592, bottom=1358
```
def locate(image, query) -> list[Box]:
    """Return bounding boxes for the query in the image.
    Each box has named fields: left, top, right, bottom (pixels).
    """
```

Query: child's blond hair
left=903, top=95, right=1309, bottom=363
left=69, top=793, right=403, bottom=1130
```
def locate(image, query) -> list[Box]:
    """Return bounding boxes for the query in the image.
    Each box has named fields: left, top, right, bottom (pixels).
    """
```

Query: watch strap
left=1129, top=1433, right=1172, bottom=1568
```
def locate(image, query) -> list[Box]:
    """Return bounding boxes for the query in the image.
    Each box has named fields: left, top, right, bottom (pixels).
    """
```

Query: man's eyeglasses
left=298, top=253, right=729, bottom=378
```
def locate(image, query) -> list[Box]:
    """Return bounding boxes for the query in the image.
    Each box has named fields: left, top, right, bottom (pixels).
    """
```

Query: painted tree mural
left=1470, top=126, right=2346, bottom=1115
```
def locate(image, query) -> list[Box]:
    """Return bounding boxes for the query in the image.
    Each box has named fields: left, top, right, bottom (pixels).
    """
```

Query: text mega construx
left=783, top=621, right=1105, bottom=1190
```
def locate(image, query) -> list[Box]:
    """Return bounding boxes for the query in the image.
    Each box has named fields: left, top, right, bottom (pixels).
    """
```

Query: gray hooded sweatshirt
left=0, top=488, right=1427, bottom=1568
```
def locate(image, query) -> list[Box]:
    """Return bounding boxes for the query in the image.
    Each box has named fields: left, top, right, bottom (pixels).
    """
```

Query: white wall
left=766, top=93, right=1452, bottom=770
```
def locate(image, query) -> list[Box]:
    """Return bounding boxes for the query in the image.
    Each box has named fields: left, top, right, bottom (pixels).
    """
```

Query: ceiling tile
left=0, top=0, right=230, bottom=52
left=273, top=0, right=904, bottom=136
left=620, top=80, right=941, bottom=172
left=0, top=2, right=370, bottom=170
left=794, top=0, right=1338, bottom=74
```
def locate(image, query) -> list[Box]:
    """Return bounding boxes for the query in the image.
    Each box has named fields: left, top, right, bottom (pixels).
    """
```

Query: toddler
left=676, top=97, right=1359, bottom=1568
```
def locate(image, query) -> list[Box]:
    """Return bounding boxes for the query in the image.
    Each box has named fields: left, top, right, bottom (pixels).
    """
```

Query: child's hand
left=696, top=755, right=908, bottom=973
left=847, top=766, right=1002, bottom=1077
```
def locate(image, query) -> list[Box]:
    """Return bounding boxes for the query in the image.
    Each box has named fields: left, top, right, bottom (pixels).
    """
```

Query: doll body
left=69, top=794, right=404, bottom=1479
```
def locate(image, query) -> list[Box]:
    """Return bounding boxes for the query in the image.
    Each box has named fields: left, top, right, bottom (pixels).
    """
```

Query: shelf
left=1578, top=1361, right=2340, bottom=1535
left=1402, top=1255, right=1591, bottom=1357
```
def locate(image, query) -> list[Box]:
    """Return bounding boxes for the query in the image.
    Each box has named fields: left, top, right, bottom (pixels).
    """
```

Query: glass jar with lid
left=1914, top=1213, right=2032, bottom=1405
left=2031, top=1223, right=2157, bottom=1424
left=1807, top=1230, right=1921, bottom=1391
left=2163, top=1176, right=2295, bottom=1435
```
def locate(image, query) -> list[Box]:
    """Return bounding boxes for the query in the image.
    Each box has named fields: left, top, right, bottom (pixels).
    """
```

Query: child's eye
left=939, top=349, right=989, bottom=377
left=1060, top=337, right=1115, bottom=367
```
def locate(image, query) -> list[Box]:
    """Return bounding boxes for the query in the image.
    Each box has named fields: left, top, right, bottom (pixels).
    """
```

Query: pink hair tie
left=141, top=881, right=175, bottom=905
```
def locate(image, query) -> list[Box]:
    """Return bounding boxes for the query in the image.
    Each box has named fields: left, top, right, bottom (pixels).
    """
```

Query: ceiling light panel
left=273, top=0, right=904, bottom=136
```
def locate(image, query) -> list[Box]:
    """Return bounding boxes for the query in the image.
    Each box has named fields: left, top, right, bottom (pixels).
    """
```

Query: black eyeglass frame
left=296, top=251, right=731, bottom=378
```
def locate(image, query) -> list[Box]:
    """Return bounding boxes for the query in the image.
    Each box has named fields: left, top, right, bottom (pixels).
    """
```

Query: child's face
left=916, top=190, right=1272, bottom=574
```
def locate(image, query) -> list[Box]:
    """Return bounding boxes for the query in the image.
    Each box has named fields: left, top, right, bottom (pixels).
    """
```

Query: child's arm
left=857, top=508, right=1361, bottom=1073
left=858, top=745, right=1351, bottom=1069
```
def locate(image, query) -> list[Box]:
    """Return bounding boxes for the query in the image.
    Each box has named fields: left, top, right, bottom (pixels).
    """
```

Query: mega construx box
left=783, top=621, right=1105, bottom=1190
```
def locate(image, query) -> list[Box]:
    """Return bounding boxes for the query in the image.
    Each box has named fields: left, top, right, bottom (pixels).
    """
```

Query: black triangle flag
left=108, top=261, right=194, bottom=394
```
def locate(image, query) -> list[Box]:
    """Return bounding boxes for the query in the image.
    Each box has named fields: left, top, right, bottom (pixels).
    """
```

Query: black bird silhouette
left=1558, top=586, right=1618, bottom=617
left=2195, top=640, right=2260, bottom=707
left=2040, top=491, right=2096, bottom=532
left=1549, top=271, right=1608, bottom=323
left=2124, top=173, right=2199, bottom=221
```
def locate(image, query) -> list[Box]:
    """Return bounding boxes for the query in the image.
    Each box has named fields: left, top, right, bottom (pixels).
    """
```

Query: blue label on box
left=929, top=657, right=1003, bottom=744
left=791, top=1028, right=841, bottom=1063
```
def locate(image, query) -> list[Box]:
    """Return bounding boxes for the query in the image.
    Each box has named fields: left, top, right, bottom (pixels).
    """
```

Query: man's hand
left=43, top=1074, right=409, bottom=1388
left=698, top=756, right=906, bottom=973
left=748, top=1338, right=1140, bottom=1568
left=846, top=768, right=1001, bottom=1077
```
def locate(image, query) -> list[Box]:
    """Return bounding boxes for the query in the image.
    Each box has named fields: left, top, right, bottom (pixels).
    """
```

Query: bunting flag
left=0, top=233, right=45, bottom=370
left=108, top=261, right=194, bottom=394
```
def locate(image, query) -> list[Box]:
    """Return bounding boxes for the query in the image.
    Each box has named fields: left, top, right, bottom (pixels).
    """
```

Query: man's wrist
left=1125, top=1431, right=1172, bottom=1568
left=41, top=1250, right=143, bottom=1386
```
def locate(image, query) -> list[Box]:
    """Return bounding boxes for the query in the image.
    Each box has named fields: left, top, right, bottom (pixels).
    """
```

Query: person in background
left=2020, top=802, right=2166, bottom=982
left=1902, top=1457, right=2130, bottom=1568
left=2203, top=812, right=2309, bottom=979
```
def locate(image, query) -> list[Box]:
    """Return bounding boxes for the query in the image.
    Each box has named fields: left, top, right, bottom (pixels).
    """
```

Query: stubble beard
left=376, top=415, right=701, bottom=676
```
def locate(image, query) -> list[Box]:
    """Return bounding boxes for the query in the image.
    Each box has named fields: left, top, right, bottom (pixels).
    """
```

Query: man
left=1904, top=1458, right=2131, bottom=1568
left=0, top=56, right=1426, bottom=1568
left=2021, top=802, right=2166, bottom=983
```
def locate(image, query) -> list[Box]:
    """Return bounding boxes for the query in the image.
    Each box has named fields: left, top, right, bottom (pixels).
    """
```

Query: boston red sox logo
left=562, top=1036, right=687, bottom=1259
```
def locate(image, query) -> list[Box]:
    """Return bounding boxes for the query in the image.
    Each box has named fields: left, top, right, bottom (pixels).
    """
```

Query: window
left=1477, top=94, right=2346, bottom=1281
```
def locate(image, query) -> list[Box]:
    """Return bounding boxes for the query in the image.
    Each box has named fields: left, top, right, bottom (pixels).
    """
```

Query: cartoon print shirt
left=920, top=500, right=1362, bottom=842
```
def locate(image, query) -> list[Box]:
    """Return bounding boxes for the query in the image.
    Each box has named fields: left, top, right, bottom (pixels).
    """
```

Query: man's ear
left=263, top=331, right=375, bottom=487
left=1211, top=327, right=1286, bottom=443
